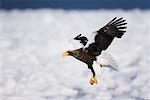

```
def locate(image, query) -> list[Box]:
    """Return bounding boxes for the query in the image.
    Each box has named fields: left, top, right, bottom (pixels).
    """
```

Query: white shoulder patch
left=95, top=52, right=118, bottom=71
left=84, top=31, right=98, bottom=49
left=69, top=38, right=84, bottom=49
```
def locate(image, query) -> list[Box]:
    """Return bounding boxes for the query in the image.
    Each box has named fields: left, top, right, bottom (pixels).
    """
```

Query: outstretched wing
left=74, top=34, right=88, bottom=46
left=84, top=17, right=127, bottom=56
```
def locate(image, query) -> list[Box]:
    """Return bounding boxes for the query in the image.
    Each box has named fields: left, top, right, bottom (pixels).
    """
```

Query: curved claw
left=90, top=76, right=98, bottom=85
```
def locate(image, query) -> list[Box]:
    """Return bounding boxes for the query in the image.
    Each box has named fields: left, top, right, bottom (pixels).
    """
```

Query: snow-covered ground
left=0, top=9, right=149, bottom=100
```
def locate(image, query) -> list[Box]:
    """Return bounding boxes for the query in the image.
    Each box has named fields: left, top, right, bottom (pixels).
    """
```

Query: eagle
left=63, top=17, right=127, bottom=85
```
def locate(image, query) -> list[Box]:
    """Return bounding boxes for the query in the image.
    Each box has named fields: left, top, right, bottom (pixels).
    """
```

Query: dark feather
left=117, top=26, right=127, bottom=29
left=107, top=17, right=117, bottom=25
left=113, top=20, right=126, bottom=26
left=74, top=34, right=88, bottom=46
left=117, top=22, right=127, bottom=26
left=109, top=17, right=123, bottom=25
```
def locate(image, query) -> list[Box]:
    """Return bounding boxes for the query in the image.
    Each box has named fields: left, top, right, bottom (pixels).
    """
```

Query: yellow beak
left=63, top=51, right=69, bottom=57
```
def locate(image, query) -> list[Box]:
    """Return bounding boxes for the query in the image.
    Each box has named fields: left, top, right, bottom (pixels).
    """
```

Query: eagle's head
left=63, top=50, right=79, bottom=57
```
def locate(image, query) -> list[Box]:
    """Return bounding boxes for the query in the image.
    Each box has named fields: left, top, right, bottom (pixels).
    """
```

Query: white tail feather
left=96, top=52, right=118, bottom=71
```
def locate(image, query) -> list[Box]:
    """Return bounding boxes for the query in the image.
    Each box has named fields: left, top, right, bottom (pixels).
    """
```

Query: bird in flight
left=63, top=17, right=127, bottom=85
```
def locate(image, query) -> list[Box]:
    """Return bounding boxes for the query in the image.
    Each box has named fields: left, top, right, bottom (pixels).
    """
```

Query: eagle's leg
left=88, top=66, right=97, bottom=85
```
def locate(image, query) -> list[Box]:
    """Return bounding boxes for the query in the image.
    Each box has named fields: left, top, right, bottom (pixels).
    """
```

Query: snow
left=0, top=9, right=150, bottom=100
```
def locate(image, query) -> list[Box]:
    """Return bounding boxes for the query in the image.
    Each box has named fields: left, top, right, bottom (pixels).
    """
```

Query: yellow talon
left=90, top=76, right=97, bottom=85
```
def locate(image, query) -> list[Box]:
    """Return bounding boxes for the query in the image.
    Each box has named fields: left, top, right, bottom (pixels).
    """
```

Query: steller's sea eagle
left=63, top=17, right=127, bottom=85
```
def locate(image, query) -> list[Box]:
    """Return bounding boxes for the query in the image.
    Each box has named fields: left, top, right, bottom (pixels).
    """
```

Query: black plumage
left=84, top=17, right=127, bottom=56
left=63, top=17, right=127, bottom=85
left=74, top=34, right=88, bottom=46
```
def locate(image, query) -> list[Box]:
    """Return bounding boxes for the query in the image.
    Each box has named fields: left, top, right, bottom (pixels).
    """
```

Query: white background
left=0, top=9, right=149, bottom=100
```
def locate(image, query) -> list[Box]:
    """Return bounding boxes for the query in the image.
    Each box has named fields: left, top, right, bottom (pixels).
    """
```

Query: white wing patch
left=94, top=52, right=118, bottom=71
left=84, top=31, right=98, bottom=49
left=69, top=38, right=84, bottom=49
